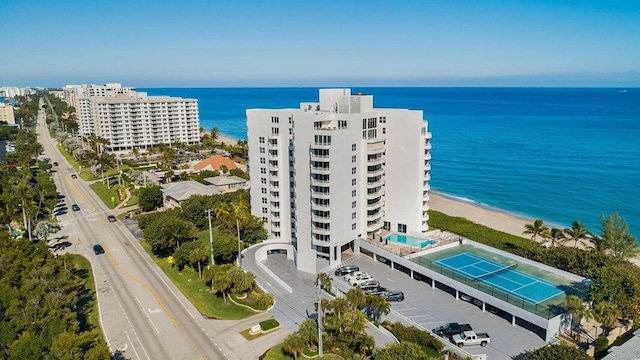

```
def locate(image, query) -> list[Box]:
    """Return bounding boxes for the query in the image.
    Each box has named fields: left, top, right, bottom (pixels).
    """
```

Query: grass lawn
left=56, top=144, right=86, bottom=170
left=140, top=242, right=255, bottom=320
left=262, top=344, right=293, bottom=360
left=67, top=254, right=107, bottom=345
left=90, top=182, right=130, bottom=209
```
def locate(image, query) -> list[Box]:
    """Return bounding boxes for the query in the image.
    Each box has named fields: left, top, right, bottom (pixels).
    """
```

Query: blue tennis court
left=435, top=252, right=562, bottom=304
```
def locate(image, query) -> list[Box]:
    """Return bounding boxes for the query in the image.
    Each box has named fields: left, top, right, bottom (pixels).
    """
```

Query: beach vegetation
left=527, top=344, right=591, bottom=360
left=562, top=221, right=591, bottom=248
left=523, top=218, right=550, bottom=245
left=597, top=212, right=639, bottom=259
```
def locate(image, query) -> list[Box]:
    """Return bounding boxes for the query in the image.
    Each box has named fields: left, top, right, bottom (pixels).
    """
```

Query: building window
left=352, top=144, right=356, bottom=151
left=272, top=127, right=279, bottom=136
left=352, top=178, right=356, bottom=186
left=263, top=217, right=268, bottom=222
left=261, top=168, right=266, bottom=174
left=398, top=223, right=407, bottom=233
left=261, top=188, right=267, bottom=194
left=352, top=155, right=356, bottom=163
left=289, top=128, right=292, bottom=134
left=352, top=212, right=356, bottom=219
left=262, top=198, right=267, bottom=204
left=383, top=128, right=386, bottom=134
left=352, top=201, right=356, bottom=208
left=260, top=147, right=265, bottom=153
left=261, top=178, right=266, bottom=184
left=271, top=116, right=279, bottom=123
left=352, top=167, right=356, bottom=174
left=259, top=137, right=265, bottom=143
left=262, top=208, right=267, bottom=213
left=352, top=223, right=357, bottom=230
left=352, top=190, right=356, bottom=197
left=260, top=157, right=265, bottom=164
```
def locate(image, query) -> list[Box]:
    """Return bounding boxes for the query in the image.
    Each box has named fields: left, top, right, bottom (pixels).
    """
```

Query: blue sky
left=2, top=0, right=639, bottom=87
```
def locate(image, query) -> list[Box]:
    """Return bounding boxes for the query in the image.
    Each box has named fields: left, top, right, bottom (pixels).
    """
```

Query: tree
left=523, top=218, right=550, bottom=245
left=346, top=288, right=367, bottom=310
left=564, top=295, right=589, bottom=338
left=528, top=344, right=591, bottom=360
left=373, top=341, right=427, bottom=360
left=563, top=221, right=591, bottom=248
left=142, top=212, right=197, bottom=256
left=549, top=228, right=565, bottom=247
left=229, top=266, right=255, bottom=294
left=210, top=127, right=219, bottom=141
left=593, top=301, right=621, bottom=335
left=365, top=295, right=391, bottom=322
left=599, top=212, right=639, bottom=259
left=138, top=185, right=163, bottom=212
left=210, top=266, right=232, bottom=304
left=33, top=220, right=55, bottom=242
left=188, top=242, right=210, bottom=279
left=283, top=333, right=306, bottom=360
left=215, top=197, right=248, bottom=266
left=316, top=272, right=332, bottom=294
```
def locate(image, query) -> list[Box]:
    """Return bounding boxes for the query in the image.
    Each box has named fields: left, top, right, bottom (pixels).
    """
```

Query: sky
left=2, top=0, right=640, bottom=88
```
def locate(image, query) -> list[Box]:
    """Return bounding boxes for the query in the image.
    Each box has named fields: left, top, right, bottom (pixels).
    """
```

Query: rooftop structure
left=194, top=155, right=237, bottom=172
left=0, top=103, right=16, bottom=125
left=161, top=181, right=221, bottom=208
left=247, top=89, right=432, bottom=273
left=203, top=176, right=248, bottom=192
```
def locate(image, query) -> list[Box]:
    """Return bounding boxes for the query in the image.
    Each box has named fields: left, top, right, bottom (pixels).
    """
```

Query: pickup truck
left=432, top=323, right=473, bottom=337
left=451, top=331, right=491, bottom=347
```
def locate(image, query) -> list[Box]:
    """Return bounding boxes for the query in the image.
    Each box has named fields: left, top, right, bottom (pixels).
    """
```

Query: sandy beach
left=217, top=133, right=240, bottom=146
left=429, top=193, right=535, bottom=239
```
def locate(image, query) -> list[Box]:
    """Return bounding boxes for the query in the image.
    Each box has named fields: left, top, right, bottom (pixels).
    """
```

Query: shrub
left=594, top=335, right=609, bottom=355
left=259, top=319, right=280, bottom=331
left=386, top=322, right=443, bottom=355
left=255, top=293, right=274, bottom=310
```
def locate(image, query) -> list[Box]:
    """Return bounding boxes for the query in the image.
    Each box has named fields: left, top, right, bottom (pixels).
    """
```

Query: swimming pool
left=385, top=234, right=437, bottom=248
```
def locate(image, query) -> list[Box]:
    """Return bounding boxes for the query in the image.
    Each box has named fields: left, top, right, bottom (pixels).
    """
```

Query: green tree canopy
left=374, top=341, right=427, bottom=360
left=138, top=185, right=163, bottom=212
left=527, top=344, right=591, bottom=360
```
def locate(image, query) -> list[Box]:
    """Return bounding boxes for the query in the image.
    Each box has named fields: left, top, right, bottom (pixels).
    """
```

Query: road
left=37, top=103, right=236, bottom=360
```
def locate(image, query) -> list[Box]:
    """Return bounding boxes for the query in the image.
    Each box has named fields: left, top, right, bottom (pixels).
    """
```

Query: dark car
left=53, top=161, right=58, bottom=166
left=366, top=286, right=389, bottom=296
left=71, top=174, right=78, bottom=179
left=358, top=280, right=380, bottom=291
left=72, top=204, right=80, bottom=211
left=432, top=323, right=473, bottom=337
left=386, top=290, right=405, bottom=302
left=93, top=244, right=105, bottom=255
left=334, top=265, right=360, bottom=277
left=107, top=215, right=117, bottom=222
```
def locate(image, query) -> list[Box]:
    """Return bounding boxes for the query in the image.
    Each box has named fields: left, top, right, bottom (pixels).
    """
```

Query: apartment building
left=247, top=89, right=432, bottom=273
left=0, top=103, right=16, bottom=125
left=74, top=84, right=200, bottom=150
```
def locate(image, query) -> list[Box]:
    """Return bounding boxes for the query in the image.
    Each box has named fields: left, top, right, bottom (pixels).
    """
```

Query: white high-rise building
left=247, top=89, right=432, bottom=273
left=73, top=84, right=200, bottom=150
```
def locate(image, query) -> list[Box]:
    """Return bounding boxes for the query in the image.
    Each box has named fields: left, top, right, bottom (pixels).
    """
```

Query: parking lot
left=334, top=255, right=547, bottom=360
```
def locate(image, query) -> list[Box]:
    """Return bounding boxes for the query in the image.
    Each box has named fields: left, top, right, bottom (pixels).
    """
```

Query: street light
left=593, top=325, right=599, bottom=339
left=205, top=209, right=215, bottom=267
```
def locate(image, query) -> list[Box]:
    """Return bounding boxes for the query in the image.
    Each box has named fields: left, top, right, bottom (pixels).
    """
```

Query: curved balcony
left=311, top=213, right=330, bottom=222
left=312, top=227, right=331, bottom=236
left=367, top=189, right=385, bottom=199
left=310, top=178, right=330, bottom=186
left=311, top=167, right=331, bottom=175
left=423, top=173, right=431, bottom=182
left=367, top=168, right=384, bottom=177
left=424, top=162, right=431, bottom=171
left=425, top=141, right=432, bottom=150
left=311, top=203, right=330, bottom=211
left=367, top=211, right=383, bottom=221
left=367, top=221, right=384, bottom=233
left=310, top=143, right=331, bottom=150
left=424, top=152, right=432, bottom=161
left=367, top=178, right=384, bottom=188
left=425, top=131, right=432, bottom=139
left=423, top=183, right=431, bottom=192
left=367, top=157, right=384, bottom=167
left=310, top=153, right=330, bottom=161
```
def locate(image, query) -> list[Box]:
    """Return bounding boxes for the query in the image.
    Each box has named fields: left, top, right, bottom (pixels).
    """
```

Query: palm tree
left=215, top=197, right=248, bottom=266
left=96, top=152, right=116, bottom=188
left=211, top=269, right=232, bottom=304
left=564, top=295, right=591, bottom=336
left=523, top=219, right=550, bottom=245
left=210, top=127, right=219, bottom=141
left=330, top=298, right=350, bottom=321
left=283, top=333, right=306, bottom=360
left=188, top=243, right=210, bottom=279
left=346, top=288, right=367, bottom=310
left=593, top=301, right=621, bottom=336
left=365, top=295, right=391, bottom=322
left=316, top=272, right=332, bottom=294
left=563, top=221, right=591, bottom=249
left=549, top=228, right=565, bottom=247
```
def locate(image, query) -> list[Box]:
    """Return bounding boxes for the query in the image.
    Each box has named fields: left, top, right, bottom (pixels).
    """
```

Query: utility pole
left=205, top=209, right=215, bottom=267
left=317, top=279, right=323, bottom=358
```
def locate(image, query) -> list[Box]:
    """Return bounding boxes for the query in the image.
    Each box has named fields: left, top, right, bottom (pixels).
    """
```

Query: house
left=161, top=181, right=221, bottom=208
left=194, top=155, right=237, bottom=172
left=203, top=176, right=249, bottom=193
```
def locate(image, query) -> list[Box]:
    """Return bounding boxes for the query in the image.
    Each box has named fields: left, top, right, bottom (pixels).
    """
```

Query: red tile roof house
left=193, top=155, right=238, bottom=172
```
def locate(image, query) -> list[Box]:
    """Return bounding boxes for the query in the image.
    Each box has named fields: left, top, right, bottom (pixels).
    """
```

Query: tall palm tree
left=523, top=219, right=550, bottom=245
left=283, top=333, right=306, bottom=360
left=593, top=301, right=621, bottom=336
left=564, top=221, right=591, bottom=249
left=214, top=198, right=248, bottom=266
left=210, top=127, right=219, bottom=141
left=564, top=295, right=586, bottom=338
left=346, top=288, right=367, bottom=310
left=549, top=228, right=565, bottom=247
left=316, top=272, right=332, bottom=294
left=188, top=243, right=210, bottom=279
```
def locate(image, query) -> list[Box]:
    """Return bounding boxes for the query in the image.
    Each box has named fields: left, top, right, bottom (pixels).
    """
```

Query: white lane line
left=130, top=327, right=152, bottom=360
left=135, top=296, right=160, bottom=334
left=394, top=307, right=418, bottom=312
left=407, top=314, right=433, bottom=318
left=124, top=331, right=142, bottom=360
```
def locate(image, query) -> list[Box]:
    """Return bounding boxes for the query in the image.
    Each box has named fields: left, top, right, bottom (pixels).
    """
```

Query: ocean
left=140, top=87, right=640, bottom=237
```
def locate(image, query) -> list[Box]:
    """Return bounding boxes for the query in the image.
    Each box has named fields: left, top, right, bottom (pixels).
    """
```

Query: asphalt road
left=37, top=105, right=232, bottom=360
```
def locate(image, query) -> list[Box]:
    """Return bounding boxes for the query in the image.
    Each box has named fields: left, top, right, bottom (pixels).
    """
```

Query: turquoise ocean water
left=140, top=88, right=640, bottom=236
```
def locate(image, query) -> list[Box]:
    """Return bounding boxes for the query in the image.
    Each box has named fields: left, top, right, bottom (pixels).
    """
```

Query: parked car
left=71, top=174, right=78, bottom=179
left=432, top=323, right=473, bottom=337
left=52, top=161, right=58, bottom=166
left=451, top=331, right=491, bottom=347
left=349, top=274, right=374, bottom=286
left=365, top=286, right=388, bottom=295
left=71, top=204, right=80, bottom=211
left=386, top=290, right=405, bottom=302
left=334, top=265, right=360, bottom=276
left=107, top=215, right=117, bottom=222
left=93, top=244, right=105, bottom=255
left=344, top=271, right=367, bottom=282
left=358, top=280, right=380, bottom=291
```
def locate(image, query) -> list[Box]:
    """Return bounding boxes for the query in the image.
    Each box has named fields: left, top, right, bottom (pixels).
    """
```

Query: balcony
left=312, top=226, right=331, bottom=235
left=424, top=152, right=432, bottom=161
left=311, top=202, right=330, bottom=210
left=367, top=168, right=384, bottom=177
left=310, top=153, right=330, bottom=161
left=311, top=213, right=330, bottom=222
left=367, top=211, right=383, bottom=221
left=367, top=178, right=384, bottom=188
left=310, top=178, right=330, bottom=186
left=367, top=189, right=385, bottom=199
left=367, top=221, right=384, bottom=232
left=423, top=183, right=431, bottom=192
left=425, top=131, right=433, bottom=139
left=310, top=143, right=331, bottom=150
left=367, top=157, right=384, bottom=166
left=311, top=190, right=330, bottom=199
left=310, top=167, right=330, bottom=175
left=424, top=162, right=431, bottom=171
left=425, top=141, right=432, bottom=150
